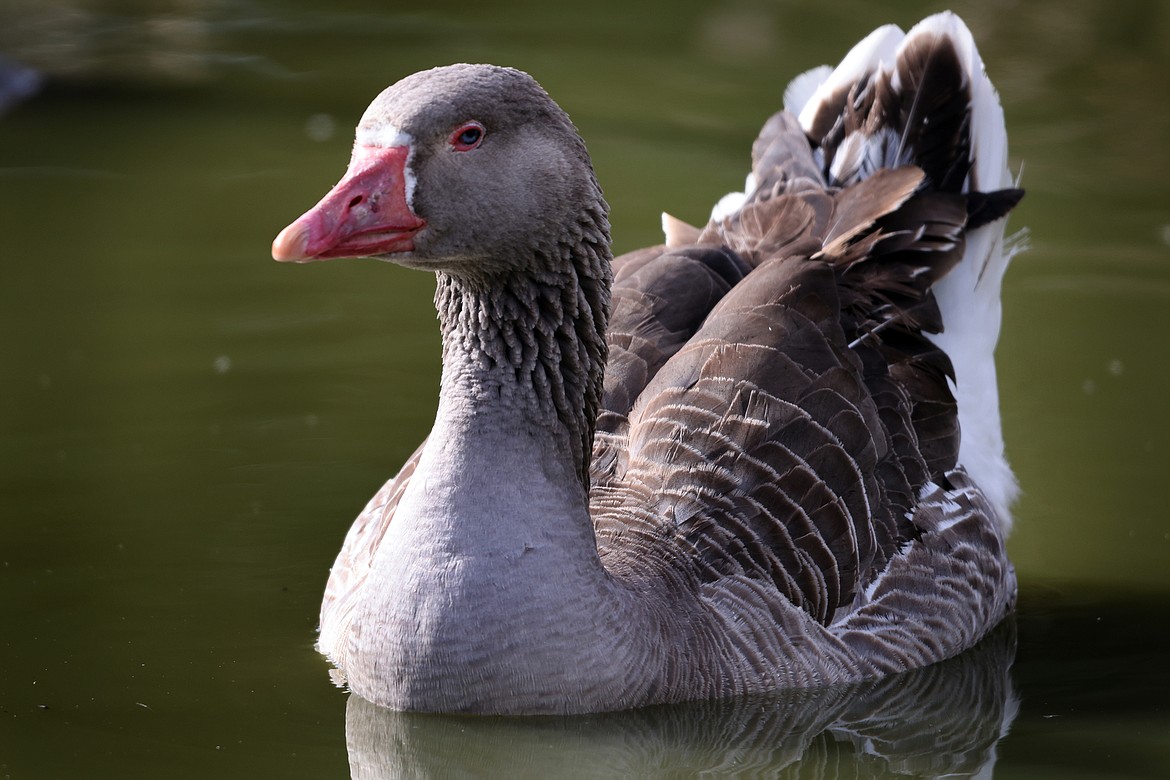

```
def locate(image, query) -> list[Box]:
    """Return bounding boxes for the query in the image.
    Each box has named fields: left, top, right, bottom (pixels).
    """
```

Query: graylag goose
left=272, top=11, right=1024, bottom=715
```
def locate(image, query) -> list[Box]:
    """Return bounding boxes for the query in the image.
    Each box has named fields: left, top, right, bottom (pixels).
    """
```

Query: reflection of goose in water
left=344, top=621, right=1017, bottom=777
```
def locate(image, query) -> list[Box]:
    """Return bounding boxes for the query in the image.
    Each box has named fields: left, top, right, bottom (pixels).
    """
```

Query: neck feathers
left=433, top=203, right=612, bottom=486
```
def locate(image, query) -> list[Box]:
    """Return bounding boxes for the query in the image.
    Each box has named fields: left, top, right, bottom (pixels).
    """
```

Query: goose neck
left=431, top=241, right=611, bottom=484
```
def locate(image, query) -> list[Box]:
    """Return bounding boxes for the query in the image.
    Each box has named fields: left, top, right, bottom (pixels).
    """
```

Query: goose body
left=273, top=12, right=1023, bottom=715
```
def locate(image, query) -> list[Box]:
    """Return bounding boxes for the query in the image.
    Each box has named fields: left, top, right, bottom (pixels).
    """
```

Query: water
left=1, top=0, right=1168, bottom=776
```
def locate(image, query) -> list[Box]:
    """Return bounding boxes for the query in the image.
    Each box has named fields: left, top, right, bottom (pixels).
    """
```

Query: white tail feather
left=783, top=65, right=833, bottom=115
left=907, top=13, right=1019, bottom=530
left=794, top=13, right=1021, bottom=530
left=796, top=24, right=905, bottom=130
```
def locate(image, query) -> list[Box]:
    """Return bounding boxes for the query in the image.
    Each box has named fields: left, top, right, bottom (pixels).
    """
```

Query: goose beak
left=272, top=144, right=426, bottom=262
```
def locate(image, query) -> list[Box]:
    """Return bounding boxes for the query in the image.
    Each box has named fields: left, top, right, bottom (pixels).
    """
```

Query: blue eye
left=450, top=122, right=485, bottom=151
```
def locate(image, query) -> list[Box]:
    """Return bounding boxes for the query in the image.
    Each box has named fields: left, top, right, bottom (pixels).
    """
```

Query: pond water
left=2, top=0, right=1169, bottom=776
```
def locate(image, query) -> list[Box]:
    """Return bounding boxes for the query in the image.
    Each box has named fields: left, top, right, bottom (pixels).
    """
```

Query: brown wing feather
left=591, top=83, right=984, bottom=625
left=593, top=245, right=750, bottom=484
left=595, top=258, right=915, bottom=623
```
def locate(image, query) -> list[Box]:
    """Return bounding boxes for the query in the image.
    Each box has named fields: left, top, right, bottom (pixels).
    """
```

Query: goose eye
left=449, top=122, right=485, bottom=152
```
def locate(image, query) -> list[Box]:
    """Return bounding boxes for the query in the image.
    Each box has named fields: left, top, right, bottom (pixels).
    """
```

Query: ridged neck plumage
left=432, top=200, right=612, bottom=488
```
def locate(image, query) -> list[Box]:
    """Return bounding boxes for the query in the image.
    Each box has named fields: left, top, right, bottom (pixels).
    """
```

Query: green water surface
left=2, top=0, right=1169, bottom=776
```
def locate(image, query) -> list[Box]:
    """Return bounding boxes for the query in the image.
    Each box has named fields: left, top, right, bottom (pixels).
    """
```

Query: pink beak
left=272, top=145, right=426, bottom=262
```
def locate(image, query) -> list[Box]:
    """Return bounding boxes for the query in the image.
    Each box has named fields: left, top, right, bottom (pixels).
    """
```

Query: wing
left=589, top=112, right=973, bottom=626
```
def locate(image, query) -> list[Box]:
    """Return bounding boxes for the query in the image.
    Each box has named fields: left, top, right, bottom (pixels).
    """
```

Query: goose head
left=271, top=64, right=605, bottom=280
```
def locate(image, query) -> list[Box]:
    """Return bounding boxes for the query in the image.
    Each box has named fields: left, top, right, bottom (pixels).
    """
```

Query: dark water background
left=1, top=0, right=1168, bottom=776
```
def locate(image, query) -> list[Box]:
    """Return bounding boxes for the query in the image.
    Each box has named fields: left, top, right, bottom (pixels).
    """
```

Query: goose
left=272, top=11, right=1023, bottom=715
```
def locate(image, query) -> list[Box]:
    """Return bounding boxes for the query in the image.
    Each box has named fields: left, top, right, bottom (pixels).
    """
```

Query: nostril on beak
left=348, top=195, right=364, bottom=209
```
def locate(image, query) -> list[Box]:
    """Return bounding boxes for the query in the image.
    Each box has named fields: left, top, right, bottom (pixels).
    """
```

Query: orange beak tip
left=272, top=221, right=311, bottom=263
